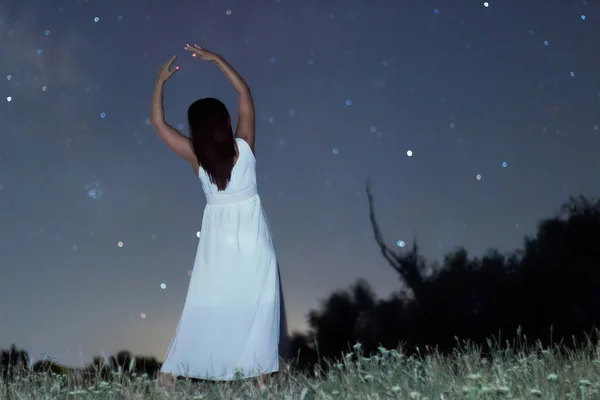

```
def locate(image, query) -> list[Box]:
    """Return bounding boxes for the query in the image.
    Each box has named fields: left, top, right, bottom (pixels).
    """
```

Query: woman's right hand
left=156, top=55, right=179, bottom=84
left=185, top=44, right=220, bottom=62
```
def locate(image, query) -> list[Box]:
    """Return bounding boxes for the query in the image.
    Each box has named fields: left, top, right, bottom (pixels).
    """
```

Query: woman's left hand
left=185, top=44, right=219, bottom=62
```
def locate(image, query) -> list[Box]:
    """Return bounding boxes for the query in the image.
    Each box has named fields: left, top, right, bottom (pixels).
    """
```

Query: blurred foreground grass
left=2, top=338, right=600, bottom=399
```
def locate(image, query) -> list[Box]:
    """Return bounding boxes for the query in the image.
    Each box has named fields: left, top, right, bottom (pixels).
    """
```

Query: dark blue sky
left=1, top=0, right=599, bottom=367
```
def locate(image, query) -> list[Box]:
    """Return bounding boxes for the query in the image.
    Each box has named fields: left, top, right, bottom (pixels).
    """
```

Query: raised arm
left=185, top=45, right=256, bottom=152
left=150, top=56, right=198, bottom=168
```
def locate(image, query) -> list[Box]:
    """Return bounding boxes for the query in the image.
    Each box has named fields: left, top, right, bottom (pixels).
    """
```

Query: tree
left=307, top=279, right=379, bottom=361
left=366, top=180, right=427, bottom=301
left=0, top=344, right=29, bottom=384
left=87, top=350, right=162, bottom=380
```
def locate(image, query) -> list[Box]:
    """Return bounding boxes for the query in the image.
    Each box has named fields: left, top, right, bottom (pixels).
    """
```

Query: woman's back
left=198, top=138, right=257, bottom=203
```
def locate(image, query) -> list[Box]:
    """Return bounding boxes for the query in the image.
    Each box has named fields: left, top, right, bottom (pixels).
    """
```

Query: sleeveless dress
left=160, top=138, right=281, bottom=380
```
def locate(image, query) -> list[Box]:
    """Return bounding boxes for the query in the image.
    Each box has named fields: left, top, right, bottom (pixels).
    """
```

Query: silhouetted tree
left=115, top=350, right=132, bottom=372
left=81, top=356, right=113, bottom=383
left=32, top=360, right=68, bottom=375
left=288, top=332, right=317, bottom=371
left=367, top=180, right=428, bottom=301
left=306, top=280, right=379, bottom=362
left=82, top=350, right=162, bottom=382
left=0, top=344, right=29, bottom=384
left=130, top=355, right=161, bottom=377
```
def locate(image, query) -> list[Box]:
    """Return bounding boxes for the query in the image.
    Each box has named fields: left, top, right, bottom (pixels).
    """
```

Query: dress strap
left=236, top=138, right=255, bottom=161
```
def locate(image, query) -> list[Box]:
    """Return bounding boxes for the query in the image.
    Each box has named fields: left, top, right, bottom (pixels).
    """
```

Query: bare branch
left=366, top=180, right=402, bottom=275
left=366, top=179, right=424, bottom=300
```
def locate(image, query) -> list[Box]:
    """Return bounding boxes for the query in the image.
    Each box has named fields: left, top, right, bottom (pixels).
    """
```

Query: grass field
left=2, top=339, right=600, bottom=399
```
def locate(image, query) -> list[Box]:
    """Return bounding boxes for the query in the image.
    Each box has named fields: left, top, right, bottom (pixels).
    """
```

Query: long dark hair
left=188, top=98, right=236, bottom=191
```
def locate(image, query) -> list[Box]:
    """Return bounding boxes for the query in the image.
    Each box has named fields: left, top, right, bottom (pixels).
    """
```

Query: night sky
left=1, top=0, right=599, bottom=367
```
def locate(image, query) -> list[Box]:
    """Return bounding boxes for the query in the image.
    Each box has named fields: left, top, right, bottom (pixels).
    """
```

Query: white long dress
left=160, top=137, right=281, bottom=381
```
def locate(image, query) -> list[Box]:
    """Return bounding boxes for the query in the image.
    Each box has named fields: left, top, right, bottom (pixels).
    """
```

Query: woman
left=150, top=45, right=281, bottom=385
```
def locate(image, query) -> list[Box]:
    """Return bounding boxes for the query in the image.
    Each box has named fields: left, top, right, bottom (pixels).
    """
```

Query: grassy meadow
left=2, top=338, right=600, bottom=399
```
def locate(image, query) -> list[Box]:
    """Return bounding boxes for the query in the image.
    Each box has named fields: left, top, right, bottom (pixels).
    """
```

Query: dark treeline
left=2, top=185, right=600, bottom=382
left=1, top=345, right=162, bottom=385
left=289, top=184, right=600, bottom=372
